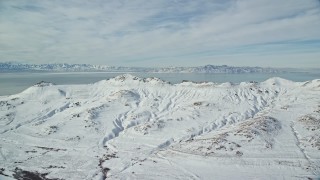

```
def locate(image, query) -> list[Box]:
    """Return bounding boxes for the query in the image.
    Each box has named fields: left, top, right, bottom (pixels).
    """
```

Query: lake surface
left=0, top=72, right=319, bottom=96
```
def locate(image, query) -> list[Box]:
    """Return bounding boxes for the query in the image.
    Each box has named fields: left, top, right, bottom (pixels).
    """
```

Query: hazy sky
left=1, top=0, right=320, bottom=68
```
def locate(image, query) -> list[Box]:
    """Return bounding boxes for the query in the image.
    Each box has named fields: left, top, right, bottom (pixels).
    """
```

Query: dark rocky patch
left=35, top=146, right=66, bottom=152
left=44, top=165, right=65, bottom=169
left=0, top=101, right=15, bottom=110
left=34, top=81, right=55, bottom=87
left=235, top=151, right=243, bottom=157
left=0, top=168, right=9, bottom=177
left=25, top=150, right=37, bottom=153
left=13, top=167, right=62, bottom=180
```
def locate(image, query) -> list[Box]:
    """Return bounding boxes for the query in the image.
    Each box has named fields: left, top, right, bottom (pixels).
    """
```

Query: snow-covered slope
left=0, top=74, right=319, bottom=179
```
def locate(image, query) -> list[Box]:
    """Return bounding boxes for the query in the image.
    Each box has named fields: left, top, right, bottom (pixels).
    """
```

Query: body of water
left=0, top=72, right=319, bottom=96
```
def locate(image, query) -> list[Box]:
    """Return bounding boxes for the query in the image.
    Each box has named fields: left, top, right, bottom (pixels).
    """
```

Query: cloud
left=0, top=0, right=319, bottom=67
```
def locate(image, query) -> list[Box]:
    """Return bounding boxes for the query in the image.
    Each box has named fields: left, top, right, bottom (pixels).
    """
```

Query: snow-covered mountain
left=0, top=74, right=319, bottom=179
left=0, top=62, right=280, bottom=73
left=0, top=62, right=114, bottom=72
left=152, top=64, right=279, bottom=73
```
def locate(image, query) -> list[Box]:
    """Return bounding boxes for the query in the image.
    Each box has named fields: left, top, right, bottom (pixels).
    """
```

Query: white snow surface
left=0, top=74, right=319, bottom=179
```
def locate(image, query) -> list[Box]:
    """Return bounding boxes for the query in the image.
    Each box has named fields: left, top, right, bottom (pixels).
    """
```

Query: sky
left=0, top=0, right=320, bottom=68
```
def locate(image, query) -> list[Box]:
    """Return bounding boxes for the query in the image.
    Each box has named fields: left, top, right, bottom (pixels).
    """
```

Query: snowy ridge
left=0, top=75, right=319, bottom=179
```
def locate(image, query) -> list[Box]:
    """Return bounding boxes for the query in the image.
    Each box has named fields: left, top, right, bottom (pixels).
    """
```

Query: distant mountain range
left=0, top=62, right=281, bottom=73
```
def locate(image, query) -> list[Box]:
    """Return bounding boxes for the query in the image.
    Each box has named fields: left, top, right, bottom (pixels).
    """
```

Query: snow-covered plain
left=0, top=74, right=319, bottom=179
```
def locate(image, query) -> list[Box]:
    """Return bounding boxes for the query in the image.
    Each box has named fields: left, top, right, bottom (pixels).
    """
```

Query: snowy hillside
left=0, top=74, right=319, bottom=179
